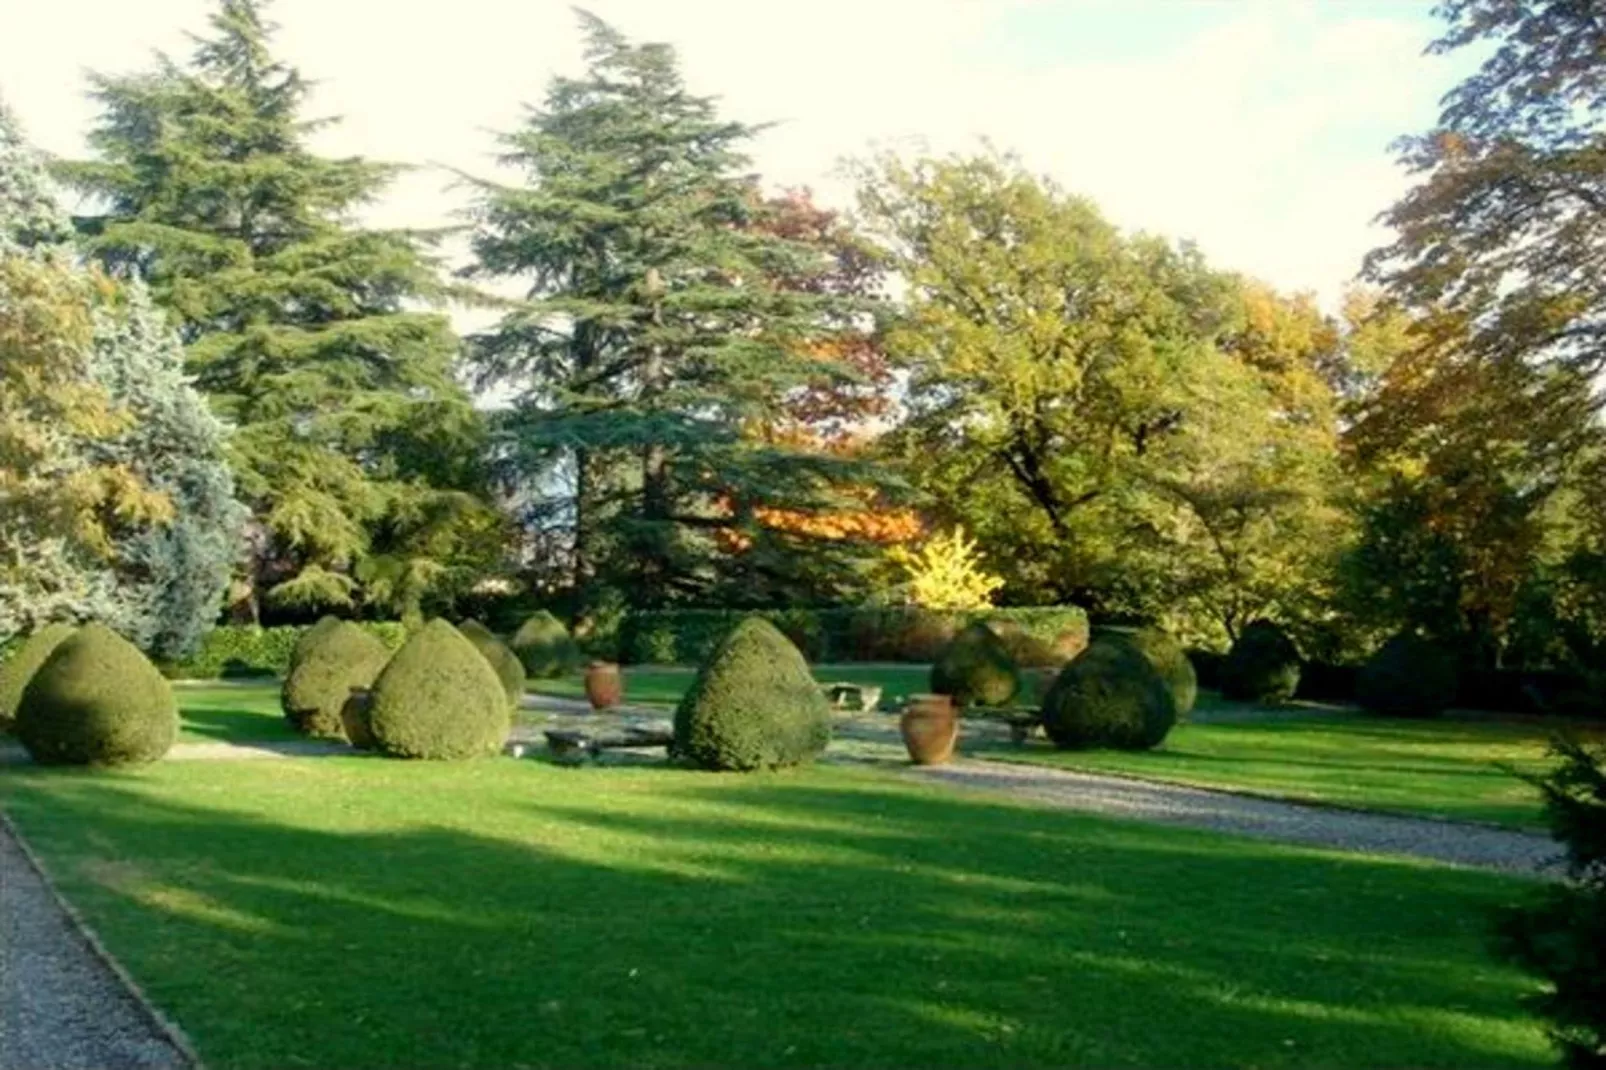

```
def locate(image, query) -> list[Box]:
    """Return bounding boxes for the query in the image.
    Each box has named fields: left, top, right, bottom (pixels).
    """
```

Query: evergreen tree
left=60, top=0, right=490, bottom=620
left=465, top=12, right=884, bottom=610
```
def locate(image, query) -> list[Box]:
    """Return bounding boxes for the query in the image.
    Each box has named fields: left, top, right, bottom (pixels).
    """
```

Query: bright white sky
left=0, top=0, right=1474, bottom=311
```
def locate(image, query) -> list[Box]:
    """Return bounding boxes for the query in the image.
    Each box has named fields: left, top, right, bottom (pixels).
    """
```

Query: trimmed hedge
left=672, top=617, right=831, bottom=771
left=1042, top=640, right=1177, bottom=751
left=15, top=623, right=177, bottom=766
left=159, top=622, right=408, bottom=680
left=1220, top=620, right=1302, bottom=704
left=1096, top=626, right=1196, bottom=718
left=458, top=620, right=526, bottom=707
left=621, top=606, right=1089, bottom=665
left=280, top=621, right=392, bottom=739
left=510, top=611, right=581, bottom=678
left=930, top=623, right=1020, bottom=707
left=0, top=622, right=76, bottom=734
left=368, top=620, right=511, bottom=759
left=1357, top=633, right=1459, bottom=718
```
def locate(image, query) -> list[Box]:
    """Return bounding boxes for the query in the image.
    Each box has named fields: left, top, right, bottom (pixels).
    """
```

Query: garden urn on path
left=900, top=693, right=959, bottom=765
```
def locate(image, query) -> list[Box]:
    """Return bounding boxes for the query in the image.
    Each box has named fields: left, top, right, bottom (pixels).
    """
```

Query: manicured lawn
left=0, top=758, right=1549, bottom=1070
left=173, top=682, right=296, bottom=744
left=527, top=663, right=933, bottom=708
left=984, top=701, right=1597, bottom=829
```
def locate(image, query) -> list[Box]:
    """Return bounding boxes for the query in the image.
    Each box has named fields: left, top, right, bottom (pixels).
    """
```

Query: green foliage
left=289, top=616, right=344, bottom=669
left=161, top=621, right=407, bottom=680
left=1041, top=640, right=1177, bottom=751
left=279, top=621, right=391, bottom=739
left=1497, top=738, right=1606, bottom=1069
left=458, top=620, right=525, bottom=708
left=60, top=0, right=490, bottom=617
left=672, top=617, right=830, bottom=771
left=15, top=622, right=177, bottom=765
left=1357, top=633, right=1459, bottom=719
left=0, top=622, right=75, bottom=733
left=367, top=620, right=509, bottom=760
left=509, top=611, right=580, bottom=678
left=1220, top=620, right=1302, bottom=704
left=930, top=622, right=1020, bottom=708
left=1098, top=626, right=1197, bottom=718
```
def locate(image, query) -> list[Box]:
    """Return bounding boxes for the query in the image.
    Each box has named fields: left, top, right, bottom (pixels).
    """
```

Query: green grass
left=0, top=757, right=1551, bottom=1070
left=527, top=663, right=934, bottom=708
left=173, top=682, right=296, bottom=744
left=987, top=699, right=1593, bottom=829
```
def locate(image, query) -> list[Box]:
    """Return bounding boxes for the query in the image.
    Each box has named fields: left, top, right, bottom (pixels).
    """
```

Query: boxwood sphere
left=1220, top=620, right=1302, bottom=704
left=930, top=622, right=1020, bottom=707
left=280, top=621, right=392, bottom=739
left=673, top=617, right=831, bottom=771
left=0, top=621, right=76, bottom=733
left=1097, top=626, right=1197, bottom=718
left=458, top=620, right=526, bottom=708
left=510, top=611, right=581, bottom=678
left=1041, top=639, right=1177, bottom=751
left=15, top=623, right=178, bottom=766
left=367, top=620, right=511, bottom=760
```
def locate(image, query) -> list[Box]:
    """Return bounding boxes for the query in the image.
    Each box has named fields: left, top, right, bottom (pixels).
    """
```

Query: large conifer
left=60, top=0, right=489, bottom=619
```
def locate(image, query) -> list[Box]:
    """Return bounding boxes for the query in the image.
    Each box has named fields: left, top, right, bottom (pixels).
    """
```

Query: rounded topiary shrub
left=987, top=616, right=1089, bottom=669
left=0, top=622, right=76, bottom=733
left=1041, top=639, right=1177, bottom=751
left=1220, top=620, right=1302, bottom=704
left=15, top=623, right=177, bottom=766
left=367, top=620, right=510, bottom=759
left=458, top=620, right=526, bottom=708
left=289, top=615, right=344, bottom=670
left=1357, top=633, right=1459, bottom=718
left=673, top=617, right=831, bottom=771
left=510, top=611, right=581, bottom=678
left=1098, top=626, right=1197, bottom=719
left=280, top=621, right=392, bottom=739
left=930, top=623, right=1020, bottom=707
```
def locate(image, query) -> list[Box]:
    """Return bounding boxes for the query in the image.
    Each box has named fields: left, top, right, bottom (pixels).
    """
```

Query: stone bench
left=541, top=727, right=674, bottom=765
left=821, top=682, right=883, bottom=713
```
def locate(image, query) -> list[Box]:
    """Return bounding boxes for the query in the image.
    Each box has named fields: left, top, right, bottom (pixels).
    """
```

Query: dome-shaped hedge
left=458, top=620, right=525, bottom=708
left=289, top=615, right=344, bottom=670
left=673, top=617, right=830, bottom=771
left=280, top=621, right=392, bottom=739
left=15, top=623, right=177, bottom=766
left=1041, top=639, right=1176, bottom=751
left=1220, top=620, right=1302, bottom=704
left=510, top=611, right=581, bottom=678
left=1097, top=626, right=1197, bottom=718
left=367, top=620, right=510, bottom=759
left=931, top=622, right=1020, bottom=707
left=1357, top=633, right=1459, bottom=718
left=0, top=622, right=76, bottom=733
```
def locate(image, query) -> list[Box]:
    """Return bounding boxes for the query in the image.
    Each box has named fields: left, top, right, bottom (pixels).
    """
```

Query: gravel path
left=907, top=760, right=1563, bottom=878
left=0, top=819, right=192, bottom=1070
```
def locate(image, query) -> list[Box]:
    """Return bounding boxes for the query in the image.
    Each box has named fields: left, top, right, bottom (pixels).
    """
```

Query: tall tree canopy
left=466, top=12, right=890, bottom=611
left=59, top=0, right=491, bottom=620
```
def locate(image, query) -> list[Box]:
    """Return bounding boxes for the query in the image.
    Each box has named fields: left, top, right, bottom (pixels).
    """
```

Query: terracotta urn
left=584, top=661, right=623, bottom=710
left=900, top=693, right=958, bottom=765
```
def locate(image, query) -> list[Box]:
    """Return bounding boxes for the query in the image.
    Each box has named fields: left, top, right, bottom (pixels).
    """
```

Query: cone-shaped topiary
left=1097, top=626, right=1197, bottom=718
left=510, top=610, right=581, bottom=678
left=673, top=617, right=831, bottom=771
left=458, top=620, right=525, bottom=708
left=1041, top=639, right=1176, bottom=751
left=289, top=615, right=344, bottom=670
left=15, top=623, right=177, bottom=765
left=931, top=622, right=1020, bottom=707
left=280, top=621, right=392, bottom=739
left=1357, top=633, right=1459, bottom=718
left=1220, top=619, right=1302, bottom=704
left=0, top=622, right=76, bottom=733
left=367, top=620, right=510, bottom=759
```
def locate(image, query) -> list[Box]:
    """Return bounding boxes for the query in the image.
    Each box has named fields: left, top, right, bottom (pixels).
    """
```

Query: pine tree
left=464, top=12, right=884, bottom=610
left=59, top=0, right=490, bottom=620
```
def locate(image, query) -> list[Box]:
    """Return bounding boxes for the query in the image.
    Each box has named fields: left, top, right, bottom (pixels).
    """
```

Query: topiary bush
left=672, top=617, right=831, bottom=771
left=987, top=615, right=1089, bottom=668
left=15, top=623, right=178, bottom=766
left=367, top=620, right=510, bottom=759
left=458, top=619, right=526, bottom=708
left=1357, top=633, right=1459, bottom=718
left=1220, top=620, right=1302, bottom=704
left=288, top=615, right=343, bottom=671
left=1097, top=626, right=1197, bottom=718
left=510, top=611, right=581, bottom=678
left=1041, top=639, right=1177, bottom=751
left=279, top=621, right=392, bottom=739
left=930, top=622, right=1020, bottom=707
left=0, top=622, right=76, bottom=734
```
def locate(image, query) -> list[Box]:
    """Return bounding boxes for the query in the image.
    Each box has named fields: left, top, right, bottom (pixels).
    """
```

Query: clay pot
left=900, top=693, right=958, bottom=765
left=584, top=661, right=623, bottom=710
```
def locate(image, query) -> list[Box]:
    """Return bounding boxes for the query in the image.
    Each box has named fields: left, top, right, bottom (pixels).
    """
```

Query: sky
left=0, top=0, right=1478, bottom=310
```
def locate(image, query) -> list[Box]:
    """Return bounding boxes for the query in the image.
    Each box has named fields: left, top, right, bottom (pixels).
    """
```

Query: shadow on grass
left=0, top=763, right=1551, bottom=1069
left=177, top=702, right=298, bottom=743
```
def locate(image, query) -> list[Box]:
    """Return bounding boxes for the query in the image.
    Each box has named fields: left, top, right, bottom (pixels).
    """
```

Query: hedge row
left=159, top=622, right=410, bottom=679
left=619, top=607, right=1090, bottom=666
